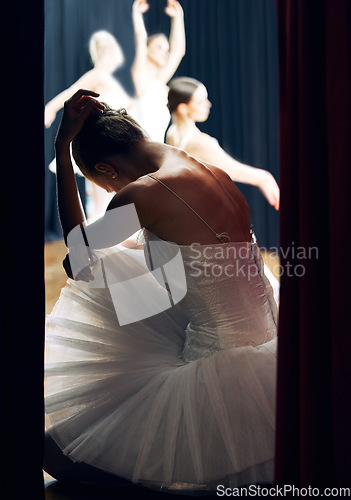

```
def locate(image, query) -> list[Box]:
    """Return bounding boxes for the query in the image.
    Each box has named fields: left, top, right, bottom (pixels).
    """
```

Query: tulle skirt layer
left=45, top=245, right=277, bottom=491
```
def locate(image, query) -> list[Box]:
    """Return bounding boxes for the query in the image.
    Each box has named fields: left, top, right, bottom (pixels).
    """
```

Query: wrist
left=252, top=168, right=268, bottom=188
left=171, top=11, right=184, bottom=21
left=55, top=135, right=71, bottom=152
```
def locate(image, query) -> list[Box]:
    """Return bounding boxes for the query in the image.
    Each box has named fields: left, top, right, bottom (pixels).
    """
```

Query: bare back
left=132, top=148, right=252, bottom=246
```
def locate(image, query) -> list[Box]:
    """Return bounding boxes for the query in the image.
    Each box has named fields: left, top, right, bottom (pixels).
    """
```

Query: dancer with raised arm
left=45, top=31, right=134, bottom=220
left=167, top=77, right=280, bottom=210
left=131, top=0, right=186, bottom=142
left=45, top=30, right=133, bottom=128
left=44, top=89, right=278, bottom=494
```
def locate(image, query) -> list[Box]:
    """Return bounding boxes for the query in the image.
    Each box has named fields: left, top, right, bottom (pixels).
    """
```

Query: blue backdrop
left=44, top=0, right=279, bottom=248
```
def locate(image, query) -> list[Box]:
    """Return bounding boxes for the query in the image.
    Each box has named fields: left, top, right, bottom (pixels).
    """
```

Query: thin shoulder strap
left=148, top=174, right=230, bottom=243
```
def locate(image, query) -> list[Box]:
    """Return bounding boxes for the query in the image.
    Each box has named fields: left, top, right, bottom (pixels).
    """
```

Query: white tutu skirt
left=45, top=244, right=277, bottom=492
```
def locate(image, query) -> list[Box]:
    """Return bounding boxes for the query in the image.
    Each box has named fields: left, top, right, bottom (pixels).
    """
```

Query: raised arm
left=54, top=89, right=104, bottom=241
left=55, top=89, right=149, bottom=280
left=185, top=134, right=280, bottom=210
left=131, top=0, right=150, bottom=97
left=45, top=70, right=99, bottom=128
left=157, top=0, right=186, bottom=84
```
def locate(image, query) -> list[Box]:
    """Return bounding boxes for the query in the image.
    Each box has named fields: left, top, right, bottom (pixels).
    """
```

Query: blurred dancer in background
left=166, top=77, right=280, bottom=211
left=45, top=30, right=134, bottom=221
left=45, top=30, right=133, bottom=127
left=131, top=0, right=185, bottom=142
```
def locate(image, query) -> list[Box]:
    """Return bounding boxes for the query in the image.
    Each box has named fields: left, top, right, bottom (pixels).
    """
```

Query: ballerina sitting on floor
left=44, top=89, right=278, bottom=494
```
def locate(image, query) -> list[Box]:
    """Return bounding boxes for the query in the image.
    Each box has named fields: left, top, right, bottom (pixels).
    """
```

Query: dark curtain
left=2, top=1, right=45, bottom=498
left=275, top=0, right=351, bottom=487
left=44, top=0, right=279, bottom=248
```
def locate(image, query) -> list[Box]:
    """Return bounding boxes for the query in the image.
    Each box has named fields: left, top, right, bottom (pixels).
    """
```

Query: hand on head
left=55, top=89, right=105, bottom=146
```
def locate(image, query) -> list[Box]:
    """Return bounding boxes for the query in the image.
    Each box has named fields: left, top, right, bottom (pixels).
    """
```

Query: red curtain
left=275, top=0, right=351, bottom=487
